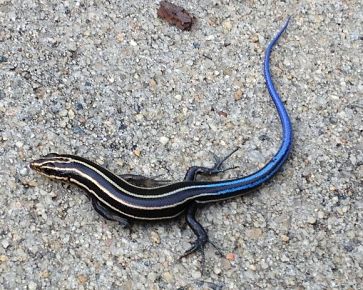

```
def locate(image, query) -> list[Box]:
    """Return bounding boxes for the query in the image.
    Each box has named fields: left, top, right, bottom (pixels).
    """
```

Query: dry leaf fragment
left=157, top=1, right=194, bottom=31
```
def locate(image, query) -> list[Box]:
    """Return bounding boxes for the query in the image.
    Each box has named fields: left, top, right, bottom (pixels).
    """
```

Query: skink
left=30, top=18, right=293, bottom=259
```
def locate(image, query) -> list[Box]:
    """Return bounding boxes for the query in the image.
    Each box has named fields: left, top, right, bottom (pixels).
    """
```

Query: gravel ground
left=1, top=1, right=362, bottom=289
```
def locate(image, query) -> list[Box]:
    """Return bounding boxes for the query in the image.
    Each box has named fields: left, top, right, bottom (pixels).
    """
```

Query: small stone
left=226, top=252, right=236, bottom=261
left=68, top=109, right=75, bottom=119
left=318, top=211, right=325, bottom=219
left=1, top=239, right=10, bottom=249
left=162, top=271, right=173, bottom=283
left=281, top=254, right=290, bottom=262
left=133, top=148, right=141, bottom=157
left=234, top=89, right=243, bottom=101
left=0, top=90, right=5, bottom=100
left=307, top=216, right=317, bottom=224
left=121, top=280, right=133, bottom=290
left=280, top=234, right=289, bottom=242
left=78, top=274, right=88, bottom=284
left=130, top=40, right=137, bottom=46
left=159, top=136, right=169, bottom=145
left=246, top=228, right=263, bottom=239
left=149, top=79, right=157, bottom=90
left=28, top=281, right=37, bottom=290
left=150, top=231, right=160, bottom=244
left=222, top=20, right=232, bottom=31
left=221, top=258, right=232, bottom=270
left=59, top=109, right=68, bottom=117
left=0, top=255, right=8, bottom=263
left=174, top=94, right=182, bottom=101
left=356, top=164, right=363, bottom=178
left=0, top=55, right=8, bottom=63
left=34, top=87, right=46, bottom=98
left=135, top=114, right=144, bottom=121
left=337, top=207, right=345, bottom=215
left=213, top=264, right=222, bottom=274
left=116, top=33, right=124, bottom=43
left=332, top=196, right=339, bottom=204
left=260, top=260, right=269, bottom=269
left=19, top=167, right=28, bottom=176
left=250, top=34, right=259, bottom=43
left=191, top=270, right=202, bottom=279
left=59, top=120, right=68, bottom=128
left=206, top=35, right=215, bottom=41
left=67, top=41, right=77, bottom=52
left=217, top=110, right=228, bottom=118
left=249, top=264, right=256, bottom=271
left=39, top=270, right=49, bottom=278
left=147, top=272, right=157, bottom=282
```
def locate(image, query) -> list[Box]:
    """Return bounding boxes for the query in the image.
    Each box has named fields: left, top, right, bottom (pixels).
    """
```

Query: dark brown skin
left=157, top=1, right=194, bottom=31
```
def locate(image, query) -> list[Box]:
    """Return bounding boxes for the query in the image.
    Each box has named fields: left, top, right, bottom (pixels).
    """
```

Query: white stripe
left=38, top=164, right=227, bottom=210
left=70, top=178, right=184, bottom=220
left=36, top=157, right=218, bottom=199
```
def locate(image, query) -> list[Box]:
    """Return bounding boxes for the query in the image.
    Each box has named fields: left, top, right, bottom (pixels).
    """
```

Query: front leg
left=184, top=147, right=239, bottom=181
left=91, top=198, right=130, bottom=228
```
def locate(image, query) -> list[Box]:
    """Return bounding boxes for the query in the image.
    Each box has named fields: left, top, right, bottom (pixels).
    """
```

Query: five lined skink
left=30, top=18, right=293, bottom=259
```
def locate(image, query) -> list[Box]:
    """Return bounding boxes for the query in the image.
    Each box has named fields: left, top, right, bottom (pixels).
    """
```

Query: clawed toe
left=179, top=241, right=205, bottom=260
left=209, top=240, right=224, bottom=257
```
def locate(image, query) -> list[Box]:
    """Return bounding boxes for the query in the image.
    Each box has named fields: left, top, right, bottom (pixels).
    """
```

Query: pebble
left=281, top=254, right=290, bottom=262
left=279, top=234, right=289, bottom=242
left=78, top=275, right=88, bottom=284
left=149, top=231, right=161, bottom=244
left=162, top=271, right=174, bottom=283
left=191, top=270, right=202, bottom=279
left=205, top=35, right=215, bottom=41
left=159, top=136, right=169, bottom=145
left=307, top=216, right=317, bottom=225
left=234, top=89, right=243, bottom=101
left=28, top=282, right=37, bottom=290
left=59, top=109, right=68, bottom=117
left=147, top=272, right=157, bottom=282
left=66, top=41, right=77, bottom=52
left=246, top=228, right=263, bottom=239
left=149, top=79, right=157, bottom=90
left=116, top=33, right=124, bottom=43
left=222, top=20, right=232, bottom=31
left=133, top=148, right=141, bottom=157
left=226, top=252, right=236, bottom=261
left=1, top=239, right=10, bottom=249
left=249, top=264, right=257, bottom=271
left=129, top=39, right=137, bottom=46
left=260, top=260, right=269, bottom=270
left=213, top=264, right=222, bottom=275
left=68, top=109, right=75, bottom=119
left=0, top=55, right=8, bottom=62
left=15, top=141, right=23, bottom=148
left=19, top=167, right=28, bottom=176
left=121, top=281, right=133, bottom=290
left=318, top=211, right=325, bottom=219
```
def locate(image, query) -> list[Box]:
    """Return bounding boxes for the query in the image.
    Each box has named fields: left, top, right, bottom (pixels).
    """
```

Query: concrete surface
left=0, top=0, right=362, bottom=289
